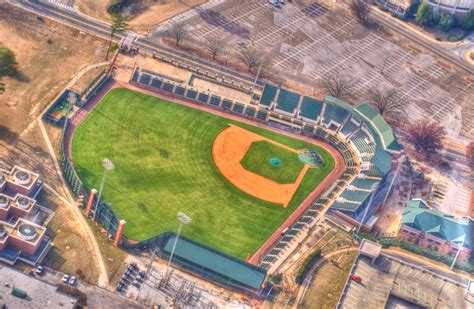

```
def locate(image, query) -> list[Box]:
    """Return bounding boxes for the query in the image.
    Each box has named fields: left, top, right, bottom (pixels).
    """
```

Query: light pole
left=93, top=158, right=114, bottom=220
left=62, top=92, right=77, bottom=133
left=166, top=211, right=192, bottom=272
left=355, top=183, right=379, bottom=239
left=450, top=239, right=465, bottom=270
left=167, top=211, right=192, bottom=271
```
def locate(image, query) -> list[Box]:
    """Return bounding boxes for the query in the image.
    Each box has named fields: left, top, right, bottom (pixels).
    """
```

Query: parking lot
left=152, top=0, right=474, bottom=142
left=339, top=254, right=469, bottom=308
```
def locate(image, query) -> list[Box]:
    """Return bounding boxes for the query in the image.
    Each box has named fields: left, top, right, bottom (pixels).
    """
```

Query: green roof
left=324, top=96, right=354, bottom=111
left=354, top=103, right=400, bottom=151
left=401, top=199, right=473, bottom=249
left=164, top=236, right=266, bottom=289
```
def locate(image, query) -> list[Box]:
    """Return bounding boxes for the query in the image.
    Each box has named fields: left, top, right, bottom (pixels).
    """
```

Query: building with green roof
left=162, top=234, right=267, bottom=291
left=398, top=199, right=473, bottom=263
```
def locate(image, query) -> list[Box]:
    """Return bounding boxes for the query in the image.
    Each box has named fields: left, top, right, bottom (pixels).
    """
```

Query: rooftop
left=401, top=199, right=473, bottom=249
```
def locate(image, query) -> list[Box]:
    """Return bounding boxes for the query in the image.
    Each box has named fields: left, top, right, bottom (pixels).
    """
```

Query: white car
left=62, top=274, right=70, bottom=284
left=69, top=276, right=77, bottom=286
left=35, top=265, right=44, bottom=275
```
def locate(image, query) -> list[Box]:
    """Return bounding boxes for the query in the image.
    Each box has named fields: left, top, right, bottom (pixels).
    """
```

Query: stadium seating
left=162, top=82, right=174, bottom=92
left=131, top=70, right=139, bottom=82
left=186, top=89, right=197, bottom=100
left=299, top=97, right=324, bottom=121
left=341, top=188, right=371, bottom=203
left=245, top=107, right=256, bottom=117
left=361, top=165, right=384, bottom=179
left=232, top=104, right=245, bottom=114
left=350, top=177, right=379, bottom=190
left=174, top=86, right=186, bottom=96
left=350, top=130, right=375, bottom=155
left=151, top=78, right=162, bottom=89
left=330, top=201, right=361, bottom=213
left=139, top=73, right=151, bottom=85
left=222, top=99, right=233, bottom=109
left=256, top=111, right=268, bottom=121
left=303, top=125, right=314, bottom=133
left=340, top=119, right=360, bottom=136
left=198, top=93, right=210, bottom=103
left=322, top=104, right=349, bottom=126
left=259, top=84, right=278, bottom=107
left=209, top=96, right=221, bottom=106
left=275, top=89, right=300, bottom=114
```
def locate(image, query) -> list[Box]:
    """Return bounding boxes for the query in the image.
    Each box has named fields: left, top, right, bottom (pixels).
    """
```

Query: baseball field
left=72, top=88, right=335, bottom=258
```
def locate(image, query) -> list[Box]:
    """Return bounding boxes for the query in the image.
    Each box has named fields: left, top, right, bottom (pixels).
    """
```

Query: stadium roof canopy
left=354, top=103, right=402, bottom=152
left=163, top=235, right=267, bottom=290
left=401, top=199, right=473, bottom=249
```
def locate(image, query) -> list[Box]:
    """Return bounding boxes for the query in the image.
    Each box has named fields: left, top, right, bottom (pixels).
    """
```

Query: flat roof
left=0, top=264, right=77, bottom=308
left=164, top=235, right=266, bottom=289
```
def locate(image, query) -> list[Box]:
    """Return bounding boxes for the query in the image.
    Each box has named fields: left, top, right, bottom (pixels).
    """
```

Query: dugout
left=161, top=235, right=267, bottom=293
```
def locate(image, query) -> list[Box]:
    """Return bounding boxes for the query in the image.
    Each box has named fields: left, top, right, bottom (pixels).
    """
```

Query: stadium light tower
left=93, top=158, right=114, bottom=220
left=166, top=211, right=192, bottom=271
left=355, top=183, right=379, bottom=239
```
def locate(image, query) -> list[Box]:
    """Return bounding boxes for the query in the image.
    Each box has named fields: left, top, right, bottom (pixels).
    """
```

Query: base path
left=212, top=125, right=309, bottom=206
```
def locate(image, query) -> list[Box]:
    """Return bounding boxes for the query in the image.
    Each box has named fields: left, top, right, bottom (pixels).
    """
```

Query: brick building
left=398, top=199, right=473, bottom=263
left=0, top=166, right=52, bottom=266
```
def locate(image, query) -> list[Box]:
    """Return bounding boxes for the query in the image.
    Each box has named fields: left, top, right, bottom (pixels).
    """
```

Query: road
left=9, top=0, right=264, bottom=91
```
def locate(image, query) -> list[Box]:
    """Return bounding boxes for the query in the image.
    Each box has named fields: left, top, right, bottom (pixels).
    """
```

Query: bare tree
left=204, top=37, right=226, bottom=59
left=370, top=87, right=402, bottom=118
left=168, top=23, right=187, bottom=47
left=318, top=71, right=356, bottom=100
left=237, top=47, right=268, bottom=73
left=350, top=0, right=370, bottom=23
left=467, top=141, right=474, bottom=172
left=406, top=119, right=446, bottom=160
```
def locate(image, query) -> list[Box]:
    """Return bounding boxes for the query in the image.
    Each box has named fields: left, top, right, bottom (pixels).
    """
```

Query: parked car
left=35, top=265, right=44, bottom=275
left=69, top=276, right=77, bottom=286
left=62, top=274, right=71, bottom=284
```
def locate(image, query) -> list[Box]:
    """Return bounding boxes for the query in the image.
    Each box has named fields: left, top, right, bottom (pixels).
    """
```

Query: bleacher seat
left=256, top=111, right=268, bottom=121
left=131, top=70, right=139, bottom=82
left=350, top=130, right=375, bottom=154
left=303, top=125, right=314, bottom=133
left=245, top=107, right=256, bottom=117
left=330, top=201, right=361, bottom=213
left=300, top=97, right=323, bottom=120
left=209, top=96, right=221, bottom=106
left=275, top=89, right=300, bottom=114
left=174, top=86, right=185, bottom=96
left=362, top=165, right=384, bottom=179
left=162, top=82, right=174, bottom=92
left=151, top=78, right=162, bottom=89
left=198, top=93, right=209, bottom=103
left=350, top=178, right=379, bottom=190
left=222, top=100, right=233, bottom=109
left=139, top=73, right=151, bottom=85
left=322, top=103, right=349, bottom=126
left=260, top=84, right=277, bottom=107
left=340, top=119, right=360, bottom=136
left=232, top=104, right=244, bottom=114
left=186, top=89, right=197, bottom=99
left=340, top=189, right=371, bottom=203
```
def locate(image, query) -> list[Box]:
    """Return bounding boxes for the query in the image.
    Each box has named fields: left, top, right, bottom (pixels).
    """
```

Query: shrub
left=462, top=10, right=474, bottom=31
left=295, top=249, right=322, bottom=283
left=438, top=13, right=455, bottom=31
left=415, top=1, right=433, bottom=26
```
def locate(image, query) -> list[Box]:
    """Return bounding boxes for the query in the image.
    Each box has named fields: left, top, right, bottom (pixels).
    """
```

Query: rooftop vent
left=0, top=195, right=8, bottom=208
left=16, top=196, right=30, bottom=210
left=18, top=223, right=37, bottom=241
left=14, top=171, right=31, bottom=186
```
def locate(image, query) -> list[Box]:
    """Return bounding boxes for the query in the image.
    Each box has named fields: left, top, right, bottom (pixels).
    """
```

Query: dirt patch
left=212, top=125, right=309, bottom=206
left=77, top=0, right=207, bottom=33
left=129, top=0, right=207, bottom=33
left=39, top=192, right=100, bottom=284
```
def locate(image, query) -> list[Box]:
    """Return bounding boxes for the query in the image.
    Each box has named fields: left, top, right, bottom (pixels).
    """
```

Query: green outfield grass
left=241, top=141, right=305, bottom=184
left=72, top=88, right=335, bottom=258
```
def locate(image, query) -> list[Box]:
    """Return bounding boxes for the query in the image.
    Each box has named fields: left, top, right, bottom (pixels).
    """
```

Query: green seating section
left=275, top=89, right=300, bottom=114
left=350, top=177, right=379, bottom=190
left=340, top=119, right=360, bottom=136
left=300, top=97, right=323, bottom=120
left=350, top=130, right=375, bottom=154
left=260, top=84, right=277, bottom=107
left=322, top=104, right=349, bottom=125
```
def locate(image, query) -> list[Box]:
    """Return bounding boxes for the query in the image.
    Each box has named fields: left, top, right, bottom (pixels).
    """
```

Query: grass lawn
left=240, top=141, right=304, bottom=184
left=72, top=88, right=335, bottom=258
